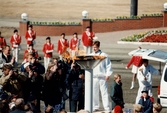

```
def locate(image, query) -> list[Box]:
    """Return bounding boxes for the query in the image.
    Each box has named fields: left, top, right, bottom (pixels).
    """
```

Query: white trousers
left=93, top=77, right=111, bottom=111
left=12, top=48, right=19, bottom=64
left=44, top=57, right=51, bottom=72
left=135, top=81, right=152, bottom=104
left=71, top=50, right=78, bottom=57
left=83, top=46, right=92, bottom=55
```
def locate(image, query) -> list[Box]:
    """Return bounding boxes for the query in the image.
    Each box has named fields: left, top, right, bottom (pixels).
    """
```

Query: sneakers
left=130, top=86, right=134, bottom=89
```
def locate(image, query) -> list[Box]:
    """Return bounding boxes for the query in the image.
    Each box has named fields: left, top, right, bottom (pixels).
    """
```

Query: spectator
left=45, top=105, right=54, bottom=113
left=42, top=37, right=54, bottom=72
left=138, top=90, right=153, bottom=113
left=10, top=98, right=27, bottom=113
left=2, top=65, right=27, bottom=98
left=126, top=46, right=143, bottom=89
left=135, top=59, right=159, bottom=104
left=0, top=45, right=15, bottom=74
left=0, top=64, right=13, bottom=85
left=21, top=53, right=45, bottom=75
left=82, top=26, right=95, bottom=54
left=22, top=62, right=43, bottom=112
left=25, top=25, right=36, bottom=48
left=90, top=41, right=113, bottom=112
left=113, top=105, right=123, bottom=113
left=68, top=62, right=84, bottom=112
left=42, top=63, right=62, bottom=112
left=110, top=74, right=124, bottom=111
left=27, top=95, right=39, bottom=113
left=133, top=104, right=143, bottom=113
left=153, top=103, right=162, bottom=113
left=10, top=29, right=21, bottom=65
left=57, top=33, right=69, bottom=60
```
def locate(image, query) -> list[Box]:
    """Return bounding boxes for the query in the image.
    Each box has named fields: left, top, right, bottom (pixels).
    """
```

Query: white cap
left=24, top=62, right=30, bottom=68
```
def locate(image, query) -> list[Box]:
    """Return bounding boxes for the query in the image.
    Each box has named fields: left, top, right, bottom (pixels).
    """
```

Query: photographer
left=23, top=62, right=43, bottom=112
left=1, top=64, right=27, bottom=98
left=20, top=53, right=45, bottom=75
left=67, top=62, right=85, bottom=112
left=42, top=59, right=68, bottom=112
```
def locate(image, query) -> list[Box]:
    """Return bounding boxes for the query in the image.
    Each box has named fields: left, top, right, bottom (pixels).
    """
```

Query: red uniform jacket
left=57, top=39, right=69, bottom=54
left=0, top=37, right=6, bottom=49
left=70, top=37, right=79, bottom=50
left=82, top=31, right=95, bottom=46
left=24, top=49, right=39, bottom=59
left=25, top=30, right=36, bottom=44
left=42, top=43, right=54, bottom=58
left=126, top=56, right=143, bottom=68
left=10, top=35, right=21, bottom=48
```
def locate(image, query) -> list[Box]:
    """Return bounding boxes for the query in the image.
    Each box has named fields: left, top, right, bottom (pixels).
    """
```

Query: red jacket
left=82, top=31, right=95, bottom=46
left=25, top=30, right=36, bottom=44
left=0, top=37, right=6, bottom=49
left=70, top=37, right=79, bottom=50
left=57, top=39, right=69, bottom=54
left=10, top=35, right=21, bottom=48
left=42, top=43, right=54, bottom=58
left=24, top=49, right=38, bottom=59
left=126, top=56, right=143, bottom=68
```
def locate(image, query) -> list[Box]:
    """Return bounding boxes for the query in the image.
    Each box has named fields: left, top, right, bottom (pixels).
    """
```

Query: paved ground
left=1, top=19, right=167, bottom=112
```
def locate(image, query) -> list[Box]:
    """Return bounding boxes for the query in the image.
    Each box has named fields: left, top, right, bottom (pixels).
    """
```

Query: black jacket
left=68, top=68, right=84, bottom=101
left=110, top=81, right=124, bottom=110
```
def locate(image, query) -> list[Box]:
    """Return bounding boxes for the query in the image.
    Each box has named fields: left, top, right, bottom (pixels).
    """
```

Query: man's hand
left=8, top=70, right=13, bottom=77
left=105, top=76, right=110, bottom=81
left=11, top=56, right=15, bottom=64
left=28, top=71, right=33, bottom=78
left=79, top=74, right=84, bottom=79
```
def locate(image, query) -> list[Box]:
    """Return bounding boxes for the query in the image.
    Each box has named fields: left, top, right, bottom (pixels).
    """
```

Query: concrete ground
left=1, top=19, right=167, bottom=112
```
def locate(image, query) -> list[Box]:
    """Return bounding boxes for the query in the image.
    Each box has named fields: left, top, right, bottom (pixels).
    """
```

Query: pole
left=84, top=69, right=93, bottom=113
left=130, top=0, right=138, bottom=16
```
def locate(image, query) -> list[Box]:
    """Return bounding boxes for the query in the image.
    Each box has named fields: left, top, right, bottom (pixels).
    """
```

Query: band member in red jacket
left=57, top=33, right=69, bottom=60
left=82, top=26, right=95, bottom=54
left=43, top=37, right=54, bottom=71
left=126, top=47, right=143, bottom=89
left=25, top=25, right=36, bottom=48
left=10, top=29, right=21, bottom=65
left=23, top=44, right=38, bottom=60
left=69, top=32, right=80, bottom=57
left=0, top=31, right=7, bottom=50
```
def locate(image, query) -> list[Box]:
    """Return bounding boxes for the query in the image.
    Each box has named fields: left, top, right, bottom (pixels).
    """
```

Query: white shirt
left=90, top=50, right=113, bottom=78
left=137, top=64, right=159, bottom=86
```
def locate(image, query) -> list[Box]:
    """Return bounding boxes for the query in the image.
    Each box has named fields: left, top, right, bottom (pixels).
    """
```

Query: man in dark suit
left=0, top=45, right=15, bottom=76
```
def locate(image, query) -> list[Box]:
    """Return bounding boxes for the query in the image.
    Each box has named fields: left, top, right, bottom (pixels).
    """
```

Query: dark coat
left=43, top=70, right=66, bottom=106
left=110, top=81, right=124, bottom=110
left=138, top=96, right=153, bottom=113
left=68, top=68, right=84, bottom=101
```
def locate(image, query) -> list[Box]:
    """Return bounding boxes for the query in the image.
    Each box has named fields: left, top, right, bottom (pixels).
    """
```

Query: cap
left=24, top=62, right=30, bottom=69
left=133, top=104, right=143, bottom=112
left=141, top=90, right=148, bottom=94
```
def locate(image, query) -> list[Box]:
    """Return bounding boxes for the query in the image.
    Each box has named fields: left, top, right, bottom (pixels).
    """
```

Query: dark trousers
left=69, top=96, right=84, bottom=112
